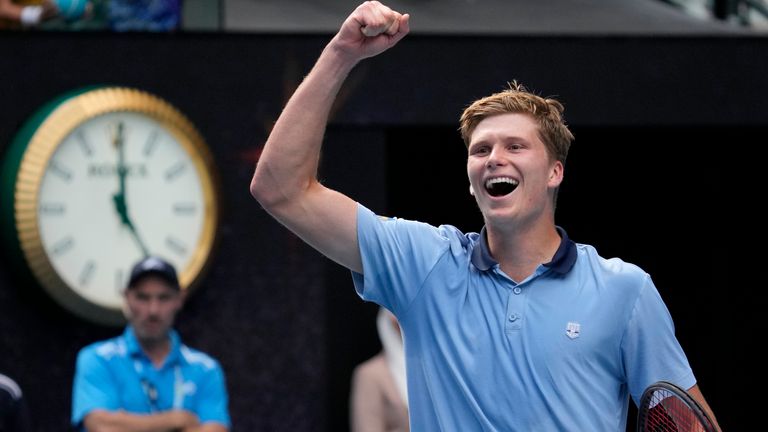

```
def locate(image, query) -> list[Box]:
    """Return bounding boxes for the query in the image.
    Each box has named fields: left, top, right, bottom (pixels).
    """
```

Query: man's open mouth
left=485, top=177, right=519, bottom=197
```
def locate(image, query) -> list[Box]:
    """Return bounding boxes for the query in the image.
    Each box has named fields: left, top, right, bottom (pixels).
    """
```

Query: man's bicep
left=72, top=352, right=120, bottom=424
left=622, top=277, right=695, bottom=403
left=267, top=183, right=362, bottom=273
left=192, top=363, right=231, bottom=427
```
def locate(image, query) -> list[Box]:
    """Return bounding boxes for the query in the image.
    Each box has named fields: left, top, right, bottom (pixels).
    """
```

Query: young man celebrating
left=71, top=256, right=230, bottom=432
left=250, top=1, right=719, bottom=430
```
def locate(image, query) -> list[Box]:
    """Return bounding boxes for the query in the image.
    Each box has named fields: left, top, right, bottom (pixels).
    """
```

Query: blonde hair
left=459, top=81, right=574, bottom=164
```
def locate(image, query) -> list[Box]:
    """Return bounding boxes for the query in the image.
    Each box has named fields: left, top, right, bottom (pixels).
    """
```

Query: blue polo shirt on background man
left=72, top=327, right=230, bottom=426
left=71, top=256, right=230, bottom=431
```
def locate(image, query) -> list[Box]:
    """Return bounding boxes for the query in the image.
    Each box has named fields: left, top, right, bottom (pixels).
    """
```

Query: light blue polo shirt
left=352, top=204, right=694, bottom=431
left=72, top=327, right=230, bottom=430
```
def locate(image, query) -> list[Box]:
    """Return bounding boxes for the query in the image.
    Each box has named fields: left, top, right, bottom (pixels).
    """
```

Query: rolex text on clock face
left=37, top=111, right=207, bottom=310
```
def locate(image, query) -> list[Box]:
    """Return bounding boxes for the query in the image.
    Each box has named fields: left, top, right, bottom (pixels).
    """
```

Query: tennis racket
left=637, top=381, right=715, bottom=432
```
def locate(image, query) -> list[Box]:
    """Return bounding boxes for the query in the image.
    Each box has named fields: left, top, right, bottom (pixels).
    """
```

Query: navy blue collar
left=471, top=226, right=577, bottom=274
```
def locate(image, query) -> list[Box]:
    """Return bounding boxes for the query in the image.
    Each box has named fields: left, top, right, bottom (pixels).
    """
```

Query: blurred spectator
left=0, top=0, right=57, bottom=28
left=0, top=373, right=29, bottom=432
left=109, top=0, right=180, bottom=31
left=2, top=0, right=182, bottom=31
left=71, top=256, right=230, bottom=432
left=350, top=308, right=409, bottom=432
left=40, top=0, right=108, bottom=31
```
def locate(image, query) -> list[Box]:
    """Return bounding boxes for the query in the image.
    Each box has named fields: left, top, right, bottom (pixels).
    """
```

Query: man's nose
left=486, top=146, right=506, bottom=168
left=147, top=298, right=162, bottom=314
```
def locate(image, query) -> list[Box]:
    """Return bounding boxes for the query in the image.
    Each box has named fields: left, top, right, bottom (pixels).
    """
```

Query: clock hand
left=112, top=122, right=131, bottom=225
left=111, top=122, right=149, bottom=257
left=112, top=193, right=149, bottom=257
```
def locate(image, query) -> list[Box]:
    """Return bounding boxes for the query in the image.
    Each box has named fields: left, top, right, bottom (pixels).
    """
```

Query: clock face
left=39, top=111, right=208, bottom=310
left=3, top=87, right=218, bottom=325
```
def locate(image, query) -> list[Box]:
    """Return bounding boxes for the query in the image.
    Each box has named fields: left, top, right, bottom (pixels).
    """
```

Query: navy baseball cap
left=127, top=256, right=180, bottom=290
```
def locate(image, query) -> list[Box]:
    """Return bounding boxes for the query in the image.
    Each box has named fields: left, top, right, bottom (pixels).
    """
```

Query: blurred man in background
left=350, top=308, right=408, bottom=432
left=71, top=256, right=230, bottom=432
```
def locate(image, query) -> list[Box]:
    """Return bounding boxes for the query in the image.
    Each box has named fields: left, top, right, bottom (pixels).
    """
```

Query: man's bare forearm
left=687, top=384, right=721, bottom=432
left=250, top=2, right=409, bottom=212
left=83, top=409, right=199, bottom=432
left=182, top=422, right=228, bottom=432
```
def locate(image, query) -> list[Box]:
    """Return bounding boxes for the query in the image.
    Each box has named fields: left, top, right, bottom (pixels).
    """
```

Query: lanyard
left=134, top=360, right=184, bottom=412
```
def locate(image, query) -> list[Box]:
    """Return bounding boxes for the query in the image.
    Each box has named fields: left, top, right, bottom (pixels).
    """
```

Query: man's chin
left=135, top=325, right=168, bottom=342
left=481, top=207, right=517, bottom=223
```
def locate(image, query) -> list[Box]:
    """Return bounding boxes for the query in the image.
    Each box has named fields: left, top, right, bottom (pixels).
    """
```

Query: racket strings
left=644, top=389, right=697, bottom=432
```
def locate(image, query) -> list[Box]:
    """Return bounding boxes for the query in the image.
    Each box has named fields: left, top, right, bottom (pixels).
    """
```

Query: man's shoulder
left=360, top=203, right=475, bottom=241
left=179, top=345, right=221, bottom=371
left=359, top=204, right=479, bottom=263
left=78, top=335, right=127, bottom=362
left=577, top=243, right=646, bottom=274
left=352, top=353, right=395, bottom=392
left=575, top=243, right=650, bottom=294
left=353, top=352, right=387, bottom=377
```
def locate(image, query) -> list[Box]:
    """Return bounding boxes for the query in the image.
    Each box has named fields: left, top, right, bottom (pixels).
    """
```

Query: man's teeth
left=485, top=178, right=519, bottom=189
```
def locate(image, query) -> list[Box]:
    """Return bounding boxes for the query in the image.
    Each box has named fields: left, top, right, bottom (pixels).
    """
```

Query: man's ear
left=121, top=291, right=132, bottom=320
left=548, top=160, right=564, bottom=188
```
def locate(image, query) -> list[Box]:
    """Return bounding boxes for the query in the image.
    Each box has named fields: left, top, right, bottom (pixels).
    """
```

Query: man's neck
left=139, top=336, right=172, bottom=368
left=485, top=218, right=561, bottom=283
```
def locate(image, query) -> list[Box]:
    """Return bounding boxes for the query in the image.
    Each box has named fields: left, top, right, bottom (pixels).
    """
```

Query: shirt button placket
left=506, top=283, right=525, bottom=333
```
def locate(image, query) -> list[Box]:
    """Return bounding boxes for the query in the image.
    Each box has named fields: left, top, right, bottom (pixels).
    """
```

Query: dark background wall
left=1, top=32, right=766, bottom=431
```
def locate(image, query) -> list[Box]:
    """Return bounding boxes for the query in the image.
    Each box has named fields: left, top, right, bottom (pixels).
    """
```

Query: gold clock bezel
left=13, top=87, right=219, bottom=325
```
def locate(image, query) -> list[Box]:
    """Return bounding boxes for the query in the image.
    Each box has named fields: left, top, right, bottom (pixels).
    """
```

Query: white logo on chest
left=565, top=322, right=581, bottom=339
left=182, top=381, right=197, bottom=395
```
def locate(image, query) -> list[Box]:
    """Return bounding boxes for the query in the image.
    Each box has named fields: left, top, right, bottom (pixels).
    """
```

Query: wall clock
left=1, top=86, right=219, bottom=325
